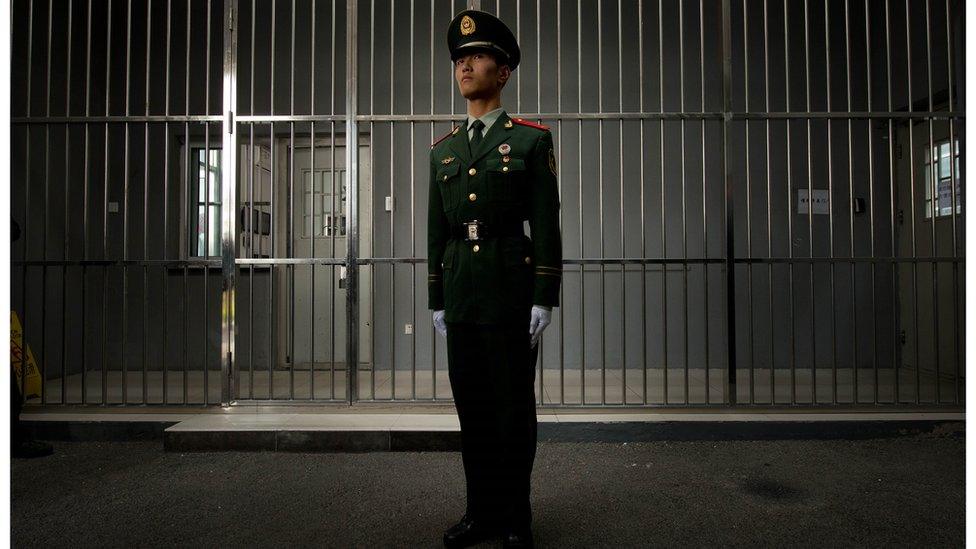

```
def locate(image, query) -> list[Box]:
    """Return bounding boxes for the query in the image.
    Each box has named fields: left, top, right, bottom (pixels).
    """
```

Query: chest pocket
left=485, top=157, right=526, bottom=204
left=436, top=162, right=461, bottom=211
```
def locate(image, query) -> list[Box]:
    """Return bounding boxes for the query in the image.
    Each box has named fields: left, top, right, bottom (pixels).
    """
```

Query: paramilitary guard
left=427, top=9, right=562, bottom=549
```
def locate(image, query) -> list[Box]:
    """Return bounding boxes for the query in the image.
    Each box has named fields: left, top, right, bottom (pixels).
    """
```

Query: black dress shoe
left=501, top=526, right=533, bottom=549
left=443, top=514, right=499, bottom=548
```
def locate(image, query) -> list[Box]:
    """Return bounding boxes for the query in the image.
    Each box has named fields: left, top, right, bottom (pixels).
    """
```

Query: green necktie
left=469, top=119, right=485, bottom=154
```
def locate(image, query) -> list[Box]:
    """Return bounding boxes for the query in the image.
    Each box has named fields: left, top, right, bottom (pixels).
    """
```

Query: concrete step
left=18, top=408, right=964, bottom=451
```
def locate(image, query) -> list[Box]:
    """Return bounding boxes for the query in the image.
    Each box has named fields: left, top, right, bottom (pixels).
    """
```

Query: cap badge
left=461, top=15, right=476, bottom=35
left=498, top=143, right=511, bottom=155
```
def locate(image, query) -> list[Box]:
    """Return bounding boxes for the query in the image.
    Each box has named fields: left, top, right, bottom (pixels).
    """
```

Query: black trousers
left=445, top=320, right=539, bottom=529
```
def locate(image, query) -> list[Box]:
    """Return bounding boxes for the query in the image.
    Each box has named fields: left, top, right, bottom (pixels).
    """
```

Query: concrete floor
left=9, top=434, right=965, bottom=548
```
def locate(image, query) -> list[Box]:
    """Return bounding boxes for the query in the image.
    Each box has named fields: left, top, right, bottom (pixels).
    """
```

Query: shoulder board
left=431, top=126, right=459, bottom=149
left=511, top=118, right=549, bottom=131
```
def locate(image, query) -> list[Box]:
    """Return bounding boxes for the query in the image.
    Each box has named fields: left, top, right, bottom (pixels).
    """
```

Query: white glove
left=432, top=309, right=447, bottom=337
left=529, top=305, right=552, bottom=348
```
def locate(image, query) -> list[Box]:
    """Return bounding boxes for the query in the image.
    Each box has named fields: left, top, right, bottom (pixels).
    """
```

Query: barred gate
left=10, top=0, right=964, bottom=408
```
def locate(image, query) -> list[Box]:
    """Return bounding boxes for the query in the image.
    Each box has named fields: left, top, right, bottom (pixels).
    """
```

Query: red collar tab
left=431, top=126, right=458, bottom=148
left=510, top=117, right=549, bottom=131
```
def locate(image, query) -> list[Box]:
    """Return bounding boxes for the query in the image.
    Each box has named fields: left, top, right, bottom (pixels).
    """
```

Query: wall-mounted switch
left=108, top=202, right=119, bottom=213
left=385, top=196, right=394, bottom=212
left=404, top=323, right=413, bottom=335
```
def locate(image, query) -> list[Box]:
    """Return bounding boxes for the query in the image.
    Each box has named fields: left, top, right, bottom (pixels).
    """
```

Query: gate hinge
left=227, top=110, right=234, bottom=134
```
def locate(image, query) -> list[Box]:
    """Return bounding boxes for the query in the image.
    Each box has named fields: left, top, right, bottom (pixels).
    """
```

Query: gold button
left=524, top=256, right=531, bottom=264
left=468, top=168, right=477, bottom=176
left=440, top=262, right=444, bottom=268
left=502, top=156, right=510, bottom=163
left=502, top=166, right=509, bottom=172
left=443, top=175, right=448, bottom=181
left=468, top=193, right=477, bottom=201
left=472, top=244, right=480, bottom=252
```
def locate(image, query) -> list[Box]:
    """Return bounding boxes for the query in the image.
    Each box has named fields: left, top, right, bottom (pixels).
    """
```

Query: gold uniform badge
left=548, top=147, right=557, bottom=176
left=461, top=15, right=476, bottom=35
left=441, top=156, right=455, bottom=164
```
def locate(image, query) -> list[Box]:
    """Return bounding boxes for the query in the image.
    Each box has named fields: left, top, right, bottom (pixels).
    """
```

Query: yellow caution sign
left=10, top=311, right=41, bottom=399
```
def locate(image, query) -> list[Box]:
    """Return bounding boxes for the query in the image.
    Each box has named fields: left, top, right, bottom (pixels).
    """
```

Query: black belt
left=450, top=219, right=525, bottom=241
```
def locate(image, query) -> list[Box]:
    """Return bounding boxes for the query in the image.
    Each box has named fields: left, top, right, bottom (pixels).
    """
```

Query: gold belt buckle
left=465, top=220, right=481, bottom=240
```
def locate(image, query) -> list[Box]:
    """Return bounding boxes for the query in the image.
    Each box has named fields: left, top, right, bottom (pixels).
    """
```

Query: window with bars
left=190, top=147, right=222, bottom=258
left=923, top=138, right=962, bottom=220
left=302, top=168, right=347, bottom=238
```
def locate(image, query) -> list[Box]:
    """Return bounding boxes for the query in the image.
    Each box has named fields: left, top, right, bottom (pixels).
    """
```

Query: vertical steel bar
left=904, top=0, right=919, bottom=404
left=122, top=0, right=131, bottom=405
left=103, top=0, right=112, bottom=405
left=389, top=0, right=394, bottom=400
left=784, top=0, right=796, bottom=405
left=865, top=0, right=877, bottom=404
left=289, top=0, right=295, bottom=400
left=410, top=0, right=416, bottom=400
left=680, top=0, right=688, bottom=404
left=764, top=0, right=774, bottom=403
left=597, top=0, right=605, bottom=405
left=142, top=0, right=151, bottom=404
left=82, top=0, right=92, bottom=404
left=721, top=0, right=735, bottom=404
left=21, top=0, right=33, bottom=410
left=945, top=0, right=959, bottom=404
left=269, top=0, right=276, bottom=399
left=248, top=0, right=255, bottom=399
left=825, top=0, right=837, bottom=404
left=329, top=0, right=336, bottom=401
left=220, top=0, right=239, bottom=406
left=743, top=0, right=753, bottom=404
left=429, top=0, right=435, bottom=400
left=845, top=0, right=856, bottom=403
left=309, top=0, right=316, bottom=399
left=556, top=0, right=565, bottom=405
left=346, top=0, right=360, bottom=403
left=700, top=0, right=708, bottom=403
left=638, top=0, right=646, bottom=405
left=576, top=0, right=583, bottom=404
left=924, top=0, right=940, bottom=403
left=163, top=0, right=171, bottom=404
left=62, top=0, right=73, bottom=404
left=618, top=0, right=626, bottom=404
left=659, top=0, right=666, bottom=404
left=369, top=0, right=375, bottom=401
left=885, top=0, right=897, bottom=403
left=804, top=0, right=815, bottom=404
left=183, top=0, right=190, bottom=403
left=42, top=0, right=51, bottom=405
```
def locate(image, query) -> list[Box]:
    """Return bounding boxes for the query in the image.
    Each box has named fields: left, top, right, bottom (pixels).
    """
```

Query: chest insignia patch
left=441, top=156, right=455, bottom=164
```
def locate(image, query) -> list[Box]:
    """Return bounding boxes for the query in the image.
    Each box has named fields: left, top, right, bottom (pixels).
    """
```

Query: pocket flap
left=437, top=162, right=460, bottom=180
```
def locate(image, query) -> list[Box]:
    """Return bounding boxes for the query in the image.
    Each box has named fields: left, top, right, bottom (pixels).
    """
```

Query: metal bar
left=389, top=0, right=394, bottom=400
left=289, top=0, right=295, bottom=400
left=329, top=0, right=337, bottom=401
left=865, top=0, right=877, bottom=404
left=598, top=0, right=605, bottom=405
left=700, top=0, right=708, bottom=404
left=220, top=0, right=239, bottom=407
left=309, top=0, right=316, bottom=400
left=826, top=0, right=837, bottom=404
left=721, top=0, right=735, bottom=404
left=103, top=0, right=111, bottom=405
left=21, top=0, right=33, bottom=407
left=885, top=0, right=897, bottom=403
left=785, top=0, right=795, bottom=405
left=163, top=0, right=171, bottom=404
left=556, top=0, right=564, bottom=406
left=843, top=0, right=855, bottom=404
left=62, top=0, right=73, bottom=404
left=924, top=0, right=940, bottom=403
left=743, top=0, right=753, bottom=404
left=577, top=0, right=582, bottom=405
left=804, top=0, right=814, bottom=404
left=122, top=0, right=132, bottom=405
left=904, top=0, right=919, bottom=404
left=618, top=0, right=625, bottom=404
left=680, top=0, right=688, bottom=404
left=270, top=0, right=276, bottom=399
left=638, top=0, right=646, bottom=405
left=764, top=0, right=773, bottom=403
left=183, top=0, right=190, bottom=404
left=82, top=0, right=92, bottom=405
left=13, top=111, right=965, bottom=124
left=370, top=0, right=375, bottom=402
left=428, top=0, right=434, bottom=401
left=659, top=0, right=666, bottom=404
left=945, top=0, right=959, bottom=405
left=41, top=0, right=51, bottom=406
left=143, top=0, right=151, bottom=404
left=410, top=0, right=416, bottom=400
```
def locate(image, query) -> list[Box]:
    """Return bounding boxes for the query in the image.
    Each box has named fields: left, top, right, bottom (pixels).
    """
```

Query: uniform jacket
left=427, top=110, right=562, bottom=325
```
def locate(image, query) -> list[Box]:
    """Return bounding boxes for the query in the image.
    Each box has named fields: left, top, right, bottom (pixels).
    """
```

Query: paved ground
left=10, top=433, right=964, bottom=548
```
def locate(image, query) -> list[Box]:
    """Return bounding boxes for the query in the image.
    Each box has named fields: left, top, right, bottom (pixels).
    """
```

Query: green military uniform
left=427, top=9, right=562, bottom=538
